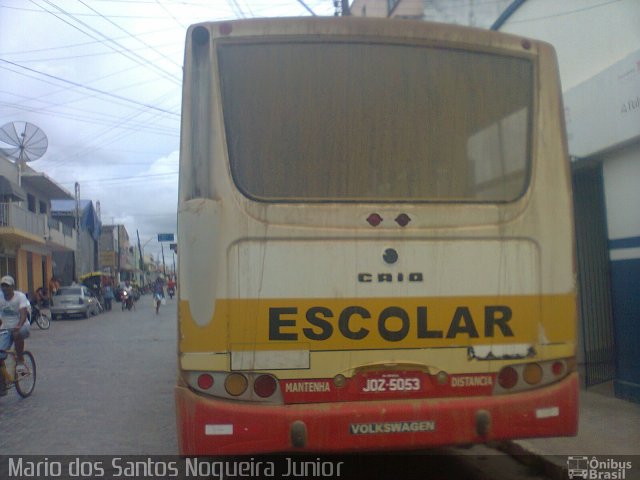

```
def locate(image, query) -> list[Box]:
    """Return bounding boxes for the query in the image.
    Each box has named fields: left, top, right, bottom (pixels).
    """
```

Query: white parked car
left=50, top=286, right=99, bottom=320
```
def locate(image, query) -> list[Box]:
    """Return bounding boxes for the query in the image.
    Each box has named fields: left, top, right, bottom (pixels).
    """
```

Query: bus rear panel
left=176, top=18, right=577, bottom=455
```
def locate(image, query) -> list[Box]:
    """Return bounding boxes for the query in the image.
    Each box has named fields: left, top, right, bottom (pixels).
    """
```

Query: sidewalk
left=502, top=382, right=640, bottom=479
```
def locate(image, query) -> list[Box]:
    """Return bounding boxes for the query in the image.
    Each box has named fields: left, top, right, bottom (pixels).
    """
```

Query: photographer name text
left=8, top=457, right=344, bottom=479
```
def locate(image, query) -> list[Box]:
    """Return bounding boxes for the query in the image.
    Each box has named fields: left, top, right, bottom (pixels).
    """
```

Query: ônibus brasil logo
left=567, top=456, right=633, bottom=479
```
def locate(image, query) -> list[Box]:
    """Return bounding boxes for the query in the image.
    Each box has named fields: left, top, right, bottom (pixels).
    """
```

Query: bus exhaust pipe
left=290, top=420, right=308, bottom=448
left=476, top=410, right=492, bottom=437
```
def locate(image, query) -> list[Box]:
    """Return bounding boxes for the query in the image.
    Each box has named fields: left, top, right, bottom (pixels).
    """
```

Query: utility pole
left=342, top=0, right=350, bottom=16
left=74, top=182, right=81, bottom=282
left=334, top=0, right=350, bottom=16
left=115, top=225, right=120, bottom=284
left=161, top=242, right=167, bottom=276
left=137, top=230, right=144, bottom=287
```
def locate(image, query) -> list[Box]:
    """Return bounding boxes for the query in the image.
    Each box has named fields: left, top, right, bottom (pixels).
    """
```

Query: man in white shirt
left=0, top=275, right=31, bottom=388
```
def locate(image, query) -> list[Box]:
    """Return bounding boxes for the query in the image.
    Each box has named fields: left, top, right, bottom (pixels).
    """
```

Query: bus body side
left=176, top=18, right=577, bottom=455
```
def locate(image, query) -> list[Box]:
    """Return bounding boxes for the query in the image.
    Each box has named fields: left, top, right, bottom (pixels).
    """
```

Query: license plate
left=359, top=372, right=423, bottom=393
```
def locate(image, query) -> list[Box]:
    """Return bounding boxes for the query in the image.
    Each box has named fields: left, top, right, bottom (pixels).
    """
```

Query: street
left=0, top=294, right=177, bottom=455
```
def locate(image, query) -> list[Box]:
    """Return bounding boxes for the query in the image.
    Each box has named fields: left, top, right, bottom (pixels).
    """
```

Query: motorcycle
left=120, top=290, right=134, bottom=311
left=30, top=303, right=51, bottom=330
left=167, top=286, right=175, bottom=299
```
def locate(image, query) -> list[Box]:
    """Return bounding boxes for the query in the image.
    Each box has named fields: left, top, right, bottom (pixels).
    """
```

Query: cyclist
left=0, top=275, right=31, bottom=395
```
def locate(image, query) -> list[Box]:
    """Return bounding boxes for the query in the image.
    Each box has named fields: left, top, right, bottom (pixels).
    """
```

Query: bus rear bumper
left=175, top=372, right=578, bottom=455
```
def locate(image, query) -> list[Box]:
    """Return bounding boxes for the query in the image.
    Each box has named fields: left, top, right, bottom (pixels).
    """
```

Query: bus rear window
left=219, top=41, right=532, bottom=203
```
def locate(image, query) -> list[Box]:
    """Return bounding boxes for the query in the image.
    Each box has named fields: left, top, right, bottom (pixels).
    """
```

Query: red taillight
left=552, top=361, right=565, bottom=376
left=219, top=22, right=232, bottom=36
left=197, top=374, right=214, bottom=390
left=498, top=366, right=518, bottom=389
left=253, top=375, right=277, bottom=398
left=367, top=213, right=383, bottom=226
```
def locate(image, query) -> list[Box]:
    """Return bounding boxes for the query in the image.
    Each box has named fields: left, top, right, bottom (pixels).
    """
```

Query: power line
left=0, top=26, right=180, bottom=56
left=11, top=41, right=181, bottom=64
left=155, top=0, right=189, bottom=29
left=506, top=0, right=624, bottom=24
left=0, top=58, right=181, bottom=131
left=58, top=171, right=178, bottom=187
left=226, top=0, right=247, bottom=18
left=77, top=0, right=182, bottom=70
left=0, top=99, right=178, bottom=136
left=296, top=0, right=317, bottom=15
left=56, top=93, right=180, bottom=163
left=0, top=2, right=183, bottom=18
left=0, top=58, right=179, bottom=116
left=29, top=0, right=182, bottom=86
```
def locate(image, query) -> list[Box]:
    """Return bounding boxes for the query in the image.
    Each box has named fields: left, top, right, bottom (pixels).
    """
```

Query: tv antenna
left=0, top=121, right=48, bottom=164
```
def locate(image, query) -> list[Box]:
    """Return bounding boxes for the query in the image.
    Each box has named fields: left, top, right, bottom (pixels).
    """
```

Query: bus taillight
left=254, top=375, right=278, bottom=398
left=498, top=366, right=518, bottom=389
left=197, top=374, right=214, bottom=390
left=225, top=373, right=248, bottom=396
left=523, top=363, right=543, bottom=385
left=494, top=358, right=575, bottom=393
left=552, top=361, right=565, bottom=376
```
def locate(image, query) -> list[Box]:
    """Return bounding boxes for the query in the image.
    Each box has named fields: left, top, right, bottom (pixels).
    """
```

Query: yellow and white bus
left=176, top=17, right=578, bottom=455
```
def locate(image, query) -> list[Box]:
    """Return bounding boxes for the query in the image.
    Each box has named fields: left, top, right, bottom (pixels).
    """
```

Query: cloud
left=86, top=150, right=179, bottom=258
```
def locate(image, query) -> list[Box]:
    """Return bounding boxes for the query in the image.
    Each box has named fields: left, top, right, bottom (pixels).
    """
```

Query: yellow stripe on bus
left=179, top=294, right=576, bottom=352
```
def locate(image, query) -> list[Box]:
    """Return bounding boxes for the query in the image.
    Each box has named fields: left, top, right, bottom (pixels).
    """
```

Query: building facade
left=98, top=224, right=138, bottom=285
left=350, top=0, right=512, bottom=26
left=0, top=155, right=75, bottom=296
left=50, top=199, right=102, bottom=285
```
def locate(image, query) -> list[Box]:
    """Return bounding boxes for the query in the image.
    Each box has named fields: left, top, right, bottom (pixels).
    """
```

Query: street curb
left=495, top=441, right=569, bottom=480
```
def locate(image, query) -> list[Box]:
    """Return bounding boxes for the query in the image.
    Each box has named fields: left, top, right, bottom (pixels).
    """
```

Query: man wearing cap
left=0, top=275, right=31, bottom=395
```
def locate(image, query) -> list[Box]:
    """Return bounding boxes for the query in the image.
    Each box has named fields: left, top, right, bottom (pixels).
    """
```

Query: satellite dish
left=0, top=121, right=48, bottom=163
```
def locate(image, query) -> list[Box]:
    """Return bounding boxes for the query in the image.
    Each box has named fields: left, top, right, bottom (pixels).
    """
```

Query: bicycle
left=0, top=340, right=37, bottom=398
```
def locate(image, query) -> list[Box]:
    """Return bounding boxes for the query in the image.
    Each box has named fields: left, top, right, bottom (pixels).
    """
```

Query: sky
left=0, top=0, right=334, bottom=261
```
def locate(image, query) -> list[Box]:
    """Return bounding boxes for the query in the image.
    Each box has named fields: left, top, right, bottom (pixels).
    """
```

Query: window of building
left=0, top=255, right=17, bottom=281
left=27, top=193, right=36, bottom=213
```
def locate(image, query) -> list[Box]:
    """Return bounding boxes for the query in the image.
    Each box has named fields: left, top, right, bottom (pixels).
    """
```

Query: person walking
left=153, top=279, right=164, bottom=315
left=103, top=282, right=114, bottom=311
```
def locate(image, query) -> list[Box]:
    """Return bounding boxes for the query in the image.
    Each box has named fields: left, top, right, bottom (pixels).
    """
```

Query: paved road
left=0, top=294, right=177, bottom=455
